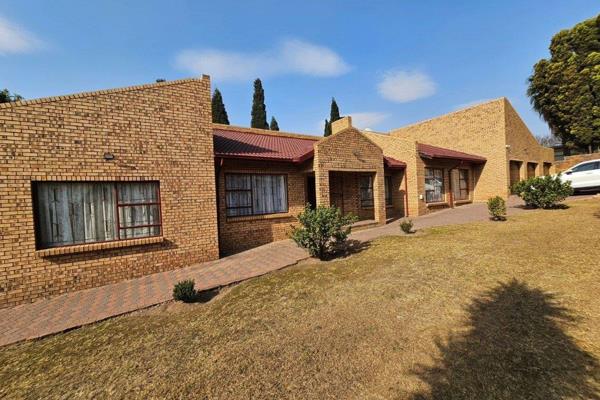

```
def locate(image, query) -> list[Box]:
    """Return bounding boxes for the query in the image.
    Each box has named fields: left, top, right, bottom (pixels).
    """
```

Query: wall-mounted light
left=103, top=152, right=115, bottom=161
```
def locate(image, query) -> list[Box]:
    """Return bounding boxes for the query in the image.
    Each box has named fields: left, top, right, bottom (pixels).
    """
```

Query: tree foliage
left=291, top=205, right=358, bottom=260
left=527, top=14, right=600, bottom=153
left=330, top=97, right=341, bottom=123
left=0, top=89, right=23, bottom=103
left=324, top=119, right=332, bottom=136
left=211, top=89, right=230, bottom=124
left=269, top=116, right=279, bottom=131
left=251, top=78, right=268, bottom=129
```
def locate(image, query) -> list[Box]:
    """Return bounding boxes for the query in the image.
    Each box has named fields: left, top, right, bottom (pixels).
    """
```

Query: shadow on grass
left=329, top=239, right=371, bottom=260
left=411, top=279, right=600, bottom=400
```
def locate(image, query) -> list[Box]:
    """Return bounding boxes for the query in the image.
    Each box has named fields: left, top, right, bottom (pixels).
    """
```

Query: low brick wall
left=554, top=152, right=600, bottom=172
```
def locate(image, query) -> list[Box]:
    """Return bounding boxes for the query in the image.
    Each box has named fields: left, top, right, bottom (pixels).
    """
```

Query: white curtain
left=35, top=182, right=117, bottom=247
left=117, top=182, right=160, bottom=239
left=252, top=175, right=287, bottom=214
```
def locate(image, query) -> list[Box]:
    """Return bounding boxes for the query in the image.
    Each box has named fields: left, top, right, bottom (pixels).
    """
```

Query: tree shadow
left=411, top=279, right=600, bottom=399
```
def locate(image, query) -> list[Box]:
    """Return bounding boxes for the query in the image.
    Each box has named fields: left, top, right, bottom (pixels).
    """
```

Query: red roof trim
left=417, top=143, right=486, bottom=164
left=384, top=156, right=407, bottom=169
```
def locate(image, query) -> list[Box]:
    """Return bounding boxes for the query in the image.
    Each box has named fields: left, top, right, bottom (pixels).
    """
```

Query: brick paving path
left=1, top=195, right=596, bottom=347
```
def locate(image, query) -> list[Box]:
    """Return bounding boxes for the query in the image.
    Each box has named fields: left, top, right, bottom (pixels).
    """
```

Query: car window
left=571, top=162, right=599, bottom=172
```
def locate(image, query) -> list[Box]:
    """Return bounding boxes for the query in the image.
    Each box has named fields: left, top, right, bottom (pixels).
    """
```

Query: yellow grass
left=1, top=199, right=600, bottom=399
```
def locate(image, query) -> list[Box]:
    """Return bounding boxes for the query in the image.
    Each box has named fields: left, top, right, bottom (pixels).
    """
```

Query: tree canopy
left=324, top=98, right=341, bottom=136
left=0, top=89, right=23, bottom=104
left=211, top=89, right=230, bottom=125
left=527, top=14, right=600, bottom=153
left=251, top=78, right=268, bottom=129
left=269, top=116, right=279, bottom=131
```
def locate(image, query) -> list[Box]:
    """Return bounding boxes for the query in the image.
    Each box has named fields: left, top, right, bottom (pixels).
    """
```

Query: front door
left=509, top=161, right=522, bottom=193
left=329, top=173, right=344, bottom=212
left=306, top=175, right=316, bottom=209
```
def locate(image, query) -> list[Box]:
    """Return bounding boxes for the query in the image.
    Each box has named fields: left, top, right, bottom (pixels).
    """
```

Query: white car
left=560, top=159, right=600, bottom=192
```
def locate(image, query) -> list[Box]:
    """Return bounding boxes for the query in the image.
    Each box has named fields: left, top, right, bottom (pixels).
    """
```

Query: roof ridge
left=0, top=76, right=209, bottom=110
left=213, top=124, right=320, bottom=141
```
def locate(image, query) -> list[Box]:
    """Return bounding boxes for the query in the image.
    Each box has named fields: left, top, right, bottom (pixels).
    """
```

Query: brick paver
left=1, top=195, right=595, bottom=347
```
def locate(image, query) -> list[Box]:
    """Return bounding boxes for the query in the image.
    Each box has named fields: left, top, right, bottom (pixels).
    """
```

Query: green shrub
left=512, top=174, right=573, bottom=209
left=487, top=196, right=507, bottom=221
left=400, top=219, right=414, bottom=234
left=291, top=204, right=358, bottom=260
left=173, top=279, right=197, bottom=303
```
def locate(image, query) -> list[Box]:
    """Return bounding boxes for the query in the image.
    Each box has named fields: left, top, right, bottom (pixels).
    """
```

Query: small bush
left=400, top=219, right=414, bottom=234
left=291, top=204, right=358, bottom=260
left=512, top=174, right=573, bottom=209
left=487, top=196, right=507, bottom=221
left=173, top=279, right=197, bottom=303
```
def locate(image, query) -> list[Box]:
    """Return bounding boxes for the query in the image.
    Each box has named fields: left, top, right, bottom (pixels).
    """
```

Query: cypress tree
left=270, top=116, right=280, bottom=131
left=324, top=119, right=332, bottom=137
left=251, top=78, right=269, bottom=129
left=211, top=89, right=230, bottom=124
left=330, top=98, right=341, bottom=123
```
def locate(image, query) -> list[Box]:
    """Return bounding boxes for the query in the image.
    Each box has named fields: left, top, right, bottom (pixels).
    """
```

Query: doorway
left=329, top=173, right=344, bottom=213
left=509, top=161, right=522, bottom=192
left=306, top=175, right=316, bottom=209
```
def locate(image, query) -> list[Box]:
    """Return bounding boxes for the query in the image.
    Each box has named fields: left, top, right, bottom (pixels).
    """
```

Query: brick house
left=0, top=78, right=553, bottom=308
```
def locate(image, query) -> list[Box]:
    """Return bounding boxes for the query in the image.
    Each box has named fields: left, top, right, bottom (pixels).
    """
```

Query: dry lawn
left=1, top=199, right=600, bottom=399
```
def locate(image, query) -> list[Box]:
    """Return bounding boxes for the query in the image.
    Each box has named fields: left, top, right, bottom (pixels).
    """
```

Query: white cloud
left=348, top=112, right=390, bottom=130
left=453, top=98, right=493, bottom=110
left=377, top=70, right=436, bottom=103
left=175, top=39, right=350, bottom=81
left=0, top=16, right=42, bottom=55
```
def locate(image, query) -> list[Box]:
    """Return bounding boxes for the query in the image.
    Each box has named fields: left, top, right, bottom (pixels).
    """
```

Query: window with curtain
left=33, top=181, right=161, bottom=249
left=385, top=176, right=393, bottom=206
left=359, top=175, right=374, bottom=208
left=425, top=168, right=444, bottom=203
left=225, top=174, right=288, bottom=217
left=457, top=169, right=469, bottom=200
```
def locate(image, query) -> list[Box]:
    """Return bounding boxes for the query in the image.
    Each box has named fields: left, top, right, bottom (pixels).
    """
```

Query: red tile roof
left=417, top=143, right=486, bottom=164
left=213, top=128, right=317, bottom=163
left=384, top=156, right=407, bottom=169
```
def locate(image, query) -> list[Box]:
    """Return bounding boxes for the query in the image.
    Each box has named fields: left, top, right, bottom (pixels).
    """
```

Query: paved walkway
left=1, top=195, right=596, bottom=347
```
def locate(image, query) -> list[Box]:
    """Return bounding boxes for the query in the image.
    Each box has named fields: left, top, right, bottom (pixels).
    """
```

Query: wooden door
left=329, top=174, right=344, bottom=213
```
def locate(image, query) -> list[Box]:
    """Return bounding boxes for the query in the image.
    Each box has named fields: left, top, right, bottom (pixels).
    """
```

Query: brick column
left=373, top=170, right=386, bottom=225
left=315, top=168, right=330, bottom=207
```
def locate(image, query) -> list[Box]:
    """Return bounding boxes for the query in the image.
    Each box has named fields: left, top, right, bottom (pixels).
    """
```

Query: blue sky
left=1, top=1, right=598, bottom=136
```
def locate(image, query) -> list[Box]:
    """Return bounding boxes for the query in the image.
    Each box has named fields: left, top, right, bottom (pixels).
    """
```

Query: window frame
left=32, top=181, right=163, bottom=250
left=224, top=173, right=289, bottom=217
left=425, top=167, right=445, bottom=203
left=359, top=175, right=374, bottom=208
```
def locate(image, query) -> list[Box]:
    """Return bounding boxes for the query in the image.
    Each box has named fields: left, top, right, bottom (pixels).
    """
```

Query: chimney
left=331, top=116, right=353, bottom=135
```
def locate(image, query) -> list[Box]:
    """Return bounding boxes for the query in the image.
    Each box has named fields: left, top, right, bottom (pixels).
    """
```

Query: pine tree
left=251, top=78, right=268, bottom=129
left=324, top=119, right=332, bottom=137
left=330, top=98, right=341, bottom=123
left=270, top=116, right=280, bottom=131
left=211, top=89, right=230, bottom=124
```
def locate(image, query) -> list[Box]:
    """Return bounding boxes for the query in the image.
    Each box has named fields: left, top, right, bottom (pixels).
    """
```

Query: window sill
left=226, top=213, right=295, bottom=223
left=35, top=236, right=165, bottom=257
left=454, top=199, right=472, bottom=205
left=426, top=201, right=449, bottom=207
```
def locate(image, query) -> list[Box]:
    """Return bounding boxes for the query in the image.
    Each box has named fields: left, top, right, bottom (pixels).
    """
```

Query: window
left=33, top=181, right=161, bottom=249
left=457, top=169, right=469, bottom=201
left=425, top=168, right=444, bottom=203
left=571, top=162, right=599, bottom=173
left=360, top=175, right=374, bottom=208
left=225, top=174, right=288, bottom=217
left=385, top=176, right=393, bottom=206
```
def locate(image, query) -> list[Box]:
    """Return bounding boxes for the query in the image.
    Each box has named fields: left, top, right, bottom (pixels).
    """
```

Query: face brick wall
left=314, top=125, right=386, bottom=224
left=503, top=100, right=554, bottom=183
left=0, top=78, right=219, bottom=308
left=553, top=152, right=600, bottom=172
left=216, top=159, right=308, bottom=255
